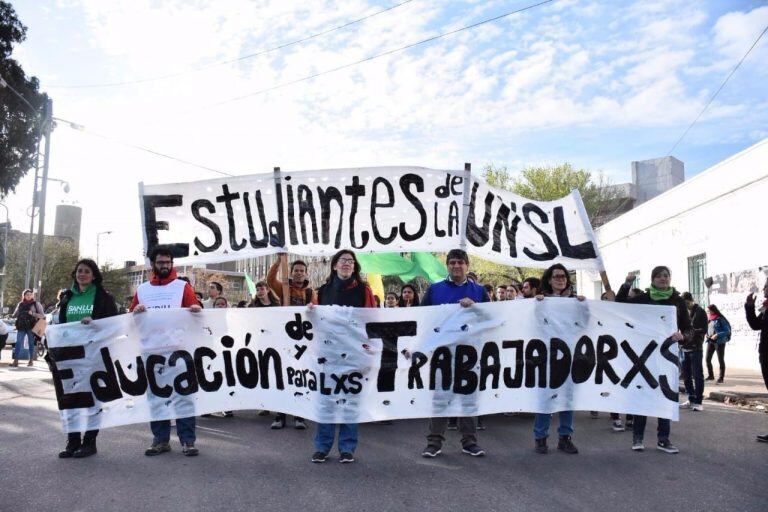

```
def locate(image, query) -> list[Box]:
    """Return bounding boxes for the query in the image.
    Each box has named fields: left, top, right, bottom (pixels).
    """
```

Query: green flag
left=244, top=272, right=256, bottom=296
left=356, top=252, right=415, bottom=275
left=399, top=252, right=447, bottom=283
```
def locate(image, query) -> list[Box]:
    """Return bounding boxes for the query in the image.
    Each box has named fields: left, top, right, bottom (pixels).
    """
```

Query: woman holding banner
left=616, top=265, right=690, bottom=454
left=53, top=258, right=118, bottom=459
left=310, top=249, right=376, bottom=463
left=249, top=281, right=280, bottom=307
left=533, top=263, right=584, bottom=455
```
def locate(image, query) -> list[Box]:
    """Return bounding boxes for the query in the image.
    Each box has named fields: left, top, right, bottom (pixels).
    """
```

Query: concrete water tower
left=54, top=205, right=82, bottom=246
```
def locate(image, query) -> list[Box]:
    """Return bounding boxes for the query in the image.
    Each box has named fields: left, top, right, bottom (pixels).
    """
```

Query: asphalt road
left=1, top=361, right=766, bottom=512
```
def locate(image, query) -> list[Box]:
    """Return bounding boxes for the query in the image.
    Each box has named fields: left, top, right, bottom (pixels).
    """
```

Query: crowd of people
left=22, top=244, right=766, bottom=464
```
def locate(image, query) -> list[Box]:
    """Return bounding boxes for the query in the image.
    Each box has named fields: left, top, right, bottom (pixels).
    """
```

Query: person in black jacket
left=745, top=276, right=768, bottom=443
left=680, top=292, right=708, bottom=411
left=616, top=265, right=691, bottom=454
left=53, top=258, right=118, bottom=459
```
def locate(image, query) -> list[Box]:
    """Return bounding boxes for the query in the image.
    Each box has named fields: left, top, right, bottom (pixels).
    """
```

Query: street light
left=96, top=231, right=113, bottom=267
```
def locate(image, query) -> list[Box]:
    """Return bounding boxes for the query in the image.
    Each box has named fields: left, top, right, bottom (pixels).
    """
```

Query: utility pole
left=0, top=202, right=8, bottom=312
left=32, top=98, right=53, bottom=300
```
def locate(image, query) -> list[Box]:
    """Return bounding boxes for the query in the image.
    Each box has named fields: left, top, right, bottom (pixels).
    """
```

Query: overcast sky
left=3, top=0, right=767, bottom=266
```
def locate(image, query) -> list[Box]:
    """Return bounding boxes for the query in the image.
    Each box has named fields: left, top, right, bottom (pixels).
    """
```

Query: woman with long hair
left=54, top=258, right=118, bottom=458
left=249, top=281, right=280, bottom=307
left=311, top=249, right=376, bottom=464
left=706, top=304, right=731, bottom=383
left=616, top=265, right=691, bottom=454
left=398, top=284, right=420, bottom=307
left=532, top=263, right=584, bottom=455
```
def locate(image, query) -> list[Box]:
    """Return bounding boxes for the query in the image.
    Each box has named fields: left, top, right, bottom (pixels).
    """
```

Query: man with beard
left=521, top=277, right=541, bottom=299
left=130, top=245, right=202, bottom=457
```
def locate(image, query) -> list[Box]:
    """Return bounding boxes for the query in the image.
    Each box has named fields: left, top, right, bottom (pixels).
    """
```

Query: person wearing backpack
left=10, top=289, right=45, bottom=367
left=706, top=304, right=731, bottom=384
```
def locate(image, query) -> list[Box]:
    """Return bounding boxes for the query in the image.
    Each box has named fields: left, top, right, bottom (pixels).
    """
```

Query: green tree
left=0, top=1, right=48, bottom=197
left=2, top=235, right=78, bottom=309
left=100, top=262, right=131, bottom=309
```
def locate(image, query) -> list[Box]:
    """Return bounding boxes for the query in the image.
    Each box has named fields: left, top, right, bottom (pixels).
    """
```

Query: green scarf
left=649, top=285, right=675, bottom=301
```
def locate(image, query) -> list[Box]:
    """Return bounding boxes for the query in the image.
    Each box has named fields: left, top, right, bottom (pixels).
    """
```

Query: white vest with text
left=136, top=279, right=186, bottom=309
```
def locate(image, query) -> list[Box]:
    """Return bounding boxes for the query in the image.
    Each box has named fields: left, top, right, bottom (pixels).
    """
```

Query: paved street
left=1, top=355, right=766, bottom=512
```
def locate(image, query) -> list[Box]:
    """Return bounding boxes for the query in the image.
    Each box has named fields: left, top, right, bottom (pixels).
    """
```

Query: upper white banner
left=139, top=166, right=604, bottom=269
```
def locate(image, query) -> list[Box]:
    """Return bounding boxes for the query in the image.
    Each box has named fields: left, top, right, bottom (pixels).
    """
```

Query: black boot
left=73, top=439, right=97, bottom=458
left=58, top=438, right=81, bottom=459
left=534, top=437, right=548, bottom=454
left=557, top=435, right=579, bottom=454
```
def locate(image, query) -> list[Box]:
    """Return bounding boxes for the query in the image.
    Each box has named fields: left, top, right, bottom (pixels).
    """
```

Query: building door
left=687, top=253, right=707, bottom=306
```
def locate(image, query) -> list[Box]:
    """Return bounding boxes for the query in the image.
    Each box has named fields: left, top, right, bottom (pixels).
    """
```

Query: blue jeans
left=682, top=349, right=704, bottom=404
left=533, top=411, right=574, bottom=439
left=314, top=423, right=358, bottom=454
left=12, top=330, right=35, bottom=360
left=632, top=415, right=670, bottom=442
left=150, top=417, right=196, bottom=444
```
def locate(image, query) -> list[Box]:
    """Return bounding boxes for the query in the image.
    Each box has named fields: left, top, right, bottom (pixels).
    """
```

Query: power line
left=189, top=0, right=555, bottom=113
left=54, top=118, right=235, bottom=177
left=47, top=0, right=415, bottom=89
left=666, top=23, right=768, bottom=156
left=0, top=73, right=40, bottom=115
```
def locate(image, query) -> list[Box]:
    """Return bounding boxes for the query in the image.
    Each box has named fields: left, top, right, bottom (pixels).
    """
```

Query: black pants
left=67, top=430, right=98, bottom=444
left=760, top=352, right=768, bottom=390
left=705, top=342, right=725, bottom=379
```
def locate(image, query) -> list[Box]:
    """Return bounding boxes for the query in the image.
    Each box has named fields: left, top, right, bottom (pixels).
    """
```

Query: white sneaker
left=692, top=403, right=703, bottom=411
left=612, top=420, right=625, bottom=432
left=679, top=401, right=691, bottom=409
left=632, top=439, right=644, bottom=451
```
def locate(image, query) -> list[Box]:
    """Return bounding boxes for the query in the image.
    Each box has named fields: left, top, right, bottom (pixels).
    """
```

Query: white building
left=577, top=138, right=768, bottom=371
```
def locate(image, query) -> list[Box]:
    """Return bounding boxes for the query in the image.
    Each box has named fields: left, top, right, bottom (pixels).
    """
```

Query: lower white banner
left=46, top=300, right=680, bottom=433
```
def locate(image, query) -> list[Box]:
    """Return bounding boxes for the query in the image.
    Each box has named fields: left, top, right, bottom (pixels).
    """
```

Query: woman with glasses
left=310, top=250, right=376, bottom=464
left=532, top=263, right=584, bottom=455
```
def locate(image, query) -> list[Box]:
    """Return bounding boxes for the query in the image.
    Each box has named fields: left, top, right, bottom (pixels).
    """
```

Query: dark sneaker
left=144, top=442, right=171, bottom=456
left=756, top=434, right=768, bottom=443
left=339, top=452, right=355, bottom=463
left=58, top=440, right=81, bottom=459
left=656, top=439, right=679, bottom=454
left=590, top=411, right=599, bottom=419
left=73, top=441, right=97, bottom=458
left=705, top=376, right=715, bottom=381
left=311, top=451, right=328, bottom=463
left=421, top=445, right=442, bottom=458
left=716, top=378, right=724, bottom=384
left=611, top=419, right=625, bottom=432
left=632, top=437, right=644, bottom=451
left=462, top=444, right=485, bottom=457
left=182, top=443, right=199, bottom=456
left=534, top=438, right=548, bottom=454
left=270, top=417, right=285, bottom=430
left=223, top=411, right=234, bottom=418
left=258, top=409, right=271, bottom=416
left=557, top=435, right=578, bottom=454
left=294, top=418, right=307, bottom=430
left=477, top=418, right=486, bottom=431
left=446, top=418, right=458, bottom=431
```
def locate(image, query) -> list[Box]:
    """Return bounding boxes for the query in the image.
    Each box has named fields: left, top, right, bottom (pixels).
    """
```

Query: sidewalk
left=684, top=368, right=768, bottom=408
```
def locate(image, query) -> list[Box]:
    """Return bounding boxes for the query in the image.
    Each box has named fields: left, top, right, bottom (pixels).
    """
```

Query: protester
left=496, top=285, right=507, bottom=301
left=706, top=304, right=731, bottom=384
left=310, top=249, right=376, bottom=463
left=249, top=281, right=281, bottom=307
left=267, top=257, right=317, bottom=306
left=484, top=284, right=496, bottom=302
left=616, top=265, right=690, bottom=454
left=54, top=258, right=119, bottom=459
left=10, top=289, right=45, bottom=367
left=212, top=297, right=234, bottom=418
left=130, top=245, right=203, bottom=457
left=398, top=284, right=420, bottom=307
left=0, top=319, right=7, bottom=361
left=384, top=291, right=399, bottom=308
left=420, top=248, right=489, bottom=459
left=521, top=277, right=540, bottom=299
left=202, top=281, right=223, bottom=308
left=745, top=278, right=768, bottom=443
left=532, top=263, right=583, bottom=454
left=678, top=292, right=708, bottom=410
left=505, top=285, right=518, bottom=301
left=250, top=278, right=307, bottom=429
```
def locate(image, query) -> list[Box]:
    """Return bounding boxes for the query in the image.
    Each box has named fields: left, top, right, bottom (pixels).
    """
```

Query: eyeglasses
left=551, top=274, right=567, bottom=279
left=447, top=260, right=466, bottom=266
left=155, top=260, right=173, bottom=267
left=338, top=257, right=355, bottom=264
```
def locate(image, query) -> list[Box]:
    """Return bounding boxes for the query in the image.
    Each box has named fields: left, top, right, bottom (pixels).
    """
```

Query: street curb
left=708, top=391, right=768, bottom=403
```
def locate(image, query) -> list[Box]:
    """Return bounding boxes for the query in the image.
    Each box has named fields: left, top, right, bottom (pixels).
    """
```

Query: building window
left=688, top=253, right=707, bottom=306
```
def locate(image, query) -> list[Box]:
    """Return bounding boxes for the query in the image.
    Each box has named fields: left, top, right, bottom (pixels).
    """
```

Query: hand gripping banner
left=46, top=300, right=679, bottom=433
left=139, top=166, right=604, bottom=270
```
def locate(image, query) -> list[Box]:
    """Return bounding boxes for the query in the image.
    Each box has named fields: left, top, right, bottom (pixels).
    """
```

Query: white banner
left=46, top=300, right=679, bottom=433
left=139, top=166, right=604, bottom=270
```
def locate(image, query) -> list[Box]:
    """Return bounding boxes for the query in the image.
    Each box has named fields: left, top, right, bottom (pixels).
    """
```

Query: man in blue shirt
left=421, top=249, right=489, bottom=458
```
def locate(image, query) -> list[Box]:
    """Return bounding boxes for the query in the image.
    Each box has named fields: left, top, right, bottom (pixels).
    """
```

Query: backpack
left=720, top=316, right=732, bottom=342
